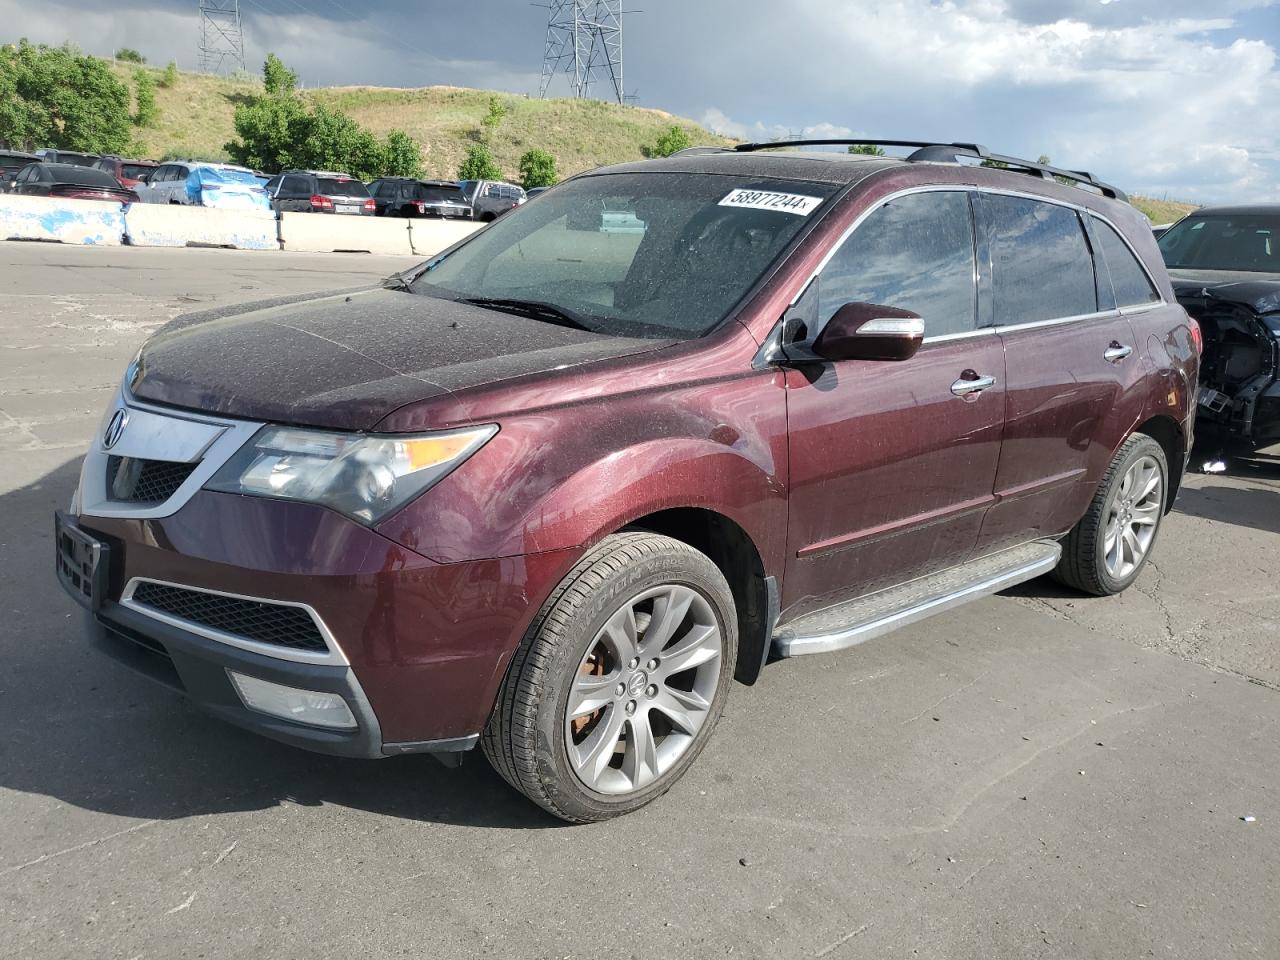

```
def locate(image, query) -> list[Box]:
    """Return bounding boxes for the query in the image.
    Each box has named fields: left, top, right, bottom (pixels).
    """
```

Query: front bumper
left=57, top=497, right=579, bottom=758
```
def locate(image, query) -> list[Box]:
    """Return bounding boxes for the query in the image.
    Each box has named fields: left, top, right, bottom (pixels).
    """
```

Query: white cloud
left=684, top=0, right=1280, bottom=203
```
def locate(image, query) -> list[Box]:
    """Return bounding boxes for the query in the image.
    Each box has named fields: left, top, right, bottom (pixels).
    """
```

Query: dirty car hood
left=1168, top=269, right=1280, bottom=315
left=129, top=288, right=671, bottom=430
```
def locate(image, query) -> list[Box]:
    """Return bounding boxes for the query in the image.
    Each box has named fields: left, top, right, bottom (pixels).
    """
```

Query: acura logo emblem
left=103, top=408, right=129, bottom=449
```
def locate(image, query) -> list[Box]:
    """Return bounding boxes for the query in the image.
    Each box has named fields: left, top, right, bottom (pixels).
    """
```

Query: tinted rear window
left=986, top=195, right=1097, bottom=325
left=55, top=166, right=120, bottom=187
left=121, top=164, right=154, bottom=179
left=0, top=156, right=32, bottom=171
left=1092, top=217, right=1159, bottom=307
left=422, top=185, right=465, bottom=202
left=317, top=178, right=369, bottom=197
left=1158, top=214, right=1280, bottom=274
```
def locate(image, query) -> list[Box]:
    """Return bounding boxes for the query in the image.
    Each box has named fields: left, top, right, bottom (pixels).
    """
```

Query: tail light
left=363, top=198, right=376, bottom=212
left=310, top=195, right=333, bottom=210
left=1189, top=316, right=1204, bottom=356
left=414, top=201, right=425, bottom=214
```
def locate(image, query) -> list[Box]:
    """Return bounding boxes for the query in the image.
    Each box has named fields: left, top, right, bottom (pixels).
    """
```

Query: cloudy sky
left=6, top=0, right=1279, bottom=203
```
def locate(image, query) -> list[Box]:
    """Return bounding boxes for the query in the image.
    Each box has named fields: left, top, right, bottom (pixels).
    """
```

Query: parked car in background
left=184, top=165, right=272, bottom=211
left=134, top=161, right=196, bottom=204
left=35, top=149, right=102, bottom=167
left=459, top=179, right=526, bottom=220
left=1158, top=203, right=1280, bottom=460
left=265, top=170, right=375, bottom=215
left=57, top=141, right=1196, bottom=823
left=368, top=178, right=473, bottom=219
left=10, top=162, right=138, bottom=202
left=94, top=156, right=159, bottom=191
left=524, top=186, right=551, bottom=199
left=0, top=150, right=39, bottom=188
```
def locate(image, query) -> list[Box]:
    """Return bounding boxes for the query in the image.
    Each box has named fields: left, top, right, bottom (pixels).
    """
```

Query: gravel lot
left=2, top=243, right=1277, bottom=959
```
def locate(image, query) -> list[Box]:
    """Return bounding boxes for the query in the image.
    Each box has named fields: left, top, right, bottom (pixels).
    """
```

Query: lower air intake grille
left=108, top=456, right=198, bottom=503
left=129, top=581, right=329, bottom=653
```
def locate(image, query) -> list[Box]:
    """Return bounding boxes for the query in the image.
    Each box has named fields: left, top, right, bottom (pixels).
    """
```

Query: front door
left=783, top=189, right=1005, bottom=619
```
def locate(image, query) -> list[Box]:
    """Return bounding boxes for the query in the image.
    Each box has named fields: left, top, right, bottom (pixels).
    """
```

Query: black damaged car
left=1158, top=204, right=1280, bottom=460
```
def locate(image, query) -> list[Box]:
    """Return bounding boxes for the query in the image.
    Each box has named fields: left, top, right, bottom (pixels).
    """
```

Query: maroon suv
left=56, top=141, right=1199, bottom=822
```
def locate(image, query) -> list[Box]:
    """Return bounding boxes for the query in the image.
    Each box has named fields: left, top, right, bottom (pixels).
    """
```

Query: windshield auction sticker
left=718, top=188, right=822, bottom=216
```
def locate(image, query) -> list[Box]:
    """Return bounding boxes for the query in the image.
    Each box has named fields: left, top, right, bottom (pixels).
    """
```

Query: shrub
left=159, top=62, right=179, bottom=88
left=115, top=48, right=145, bottom=64
left=649, top=125, right=692, bottom=158
left=380, top=130, right=423, bottom=178
left=133, top=68, right=158, bottom=127
left=458, top=142, right=502, bottom=181
left=518, top=148, right=558, bottom=189
left=0, top=40, right=132, bottom=152
left=262, top=53, right=297, bottom=96
left=847, top=144, right=885, bottom=156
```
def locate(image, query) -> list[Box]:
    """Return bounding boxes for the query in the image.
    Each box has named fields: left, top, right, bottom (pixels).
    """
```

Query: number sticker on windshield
left=718, top=189, right=822, bottom=216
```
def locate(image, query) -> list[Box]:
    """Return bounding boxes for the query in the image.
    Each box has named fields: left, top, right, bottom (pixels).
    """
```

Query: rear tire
left=483, top=533, right=737, bottom=823
left=1053, top=433, right=1168, bottom=596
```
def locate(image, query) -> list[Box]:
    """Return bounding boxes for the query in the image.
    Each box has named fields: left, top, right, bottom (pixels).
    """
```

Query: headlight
left=206, top=424, right=497, bottom=524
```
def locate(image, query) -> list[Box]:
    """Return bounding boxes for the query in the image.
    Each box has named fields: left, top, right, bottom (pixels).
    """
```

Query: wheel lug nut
left=646, top=684, right=658, bottom=698
left=614, top=683, right=626, bottom=697
left=646, top=659, right=659, bottom=670
left=625, top=700, right=637, bottom=715
left=628, top=658, right=639, bottom=670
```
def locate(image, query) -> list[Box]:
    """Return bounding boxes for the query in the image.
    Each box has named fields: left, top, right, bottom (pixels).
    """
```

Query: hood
left=129, top=288, right=672, bottom=430
left=1168, top=268, right=1280, bottom=315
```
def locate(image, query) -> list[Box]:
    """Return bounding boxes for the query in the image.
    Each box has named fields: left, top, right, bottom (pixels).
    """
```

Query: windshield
left=409, top=172, right=835, bottom=339
left=318, top=177, right=370, bottom=197
left=1159, top=213, right=1280, bottom=274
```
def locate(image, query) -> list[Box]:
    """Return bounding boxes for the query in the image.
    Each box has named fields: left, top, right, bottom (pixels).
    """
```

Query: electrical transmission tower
left=197, top=0, right=246, bottom=75
left=539, top=1, right=625, bottom=104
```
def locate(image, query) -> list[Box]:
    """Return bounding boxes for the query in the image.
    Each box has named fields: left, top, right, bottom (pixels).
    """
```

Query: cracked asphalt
left=2, top=243, right=1277, bottom=959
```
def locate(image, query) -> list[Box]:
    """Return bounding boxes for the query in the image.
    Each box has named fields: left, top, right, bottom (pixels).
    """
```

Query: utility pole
left=539, top=1, right=625, bottom=104
left=198, top=0, right=246, bottom=75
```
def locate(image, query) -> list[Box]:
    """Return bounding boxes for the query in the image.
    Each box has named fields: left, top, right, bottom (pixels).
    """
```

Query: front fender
left=375, top=374, right=789, bottom=574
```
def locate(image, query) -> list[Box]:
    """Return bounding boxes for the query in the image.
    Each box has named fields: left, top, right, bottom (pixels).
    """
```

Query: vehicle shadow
left=1174, top=480, right=1280, bottom=536
left=0, top=457, right=564, bottom=830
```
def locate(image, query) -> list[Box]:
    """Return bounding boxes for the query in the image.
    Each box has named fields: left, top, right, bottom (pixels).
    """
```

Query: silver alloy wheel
left=565, top=583, right=723, bottom=796
left=1103, top=454, right=1163, bottom=580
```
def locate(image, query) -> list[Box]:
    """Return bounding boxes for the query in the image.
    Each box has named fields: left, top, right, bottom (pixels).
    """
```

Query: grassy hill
left=114, top=64, right=730, bottom=181
left=114, top=63, right=1196, bottom=221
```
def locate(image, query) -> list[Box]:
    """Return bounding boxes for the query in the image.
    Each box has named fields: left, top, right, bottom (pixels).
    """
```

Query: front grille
left=107, top=456, right=198, bottom=503
left=129, top=581, right=329, bottom=653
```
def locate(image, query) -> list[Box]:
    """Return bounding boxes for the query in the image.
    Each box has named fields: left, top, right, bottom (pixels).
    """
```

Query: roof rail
left=732, top=139, right=1127, bottom=201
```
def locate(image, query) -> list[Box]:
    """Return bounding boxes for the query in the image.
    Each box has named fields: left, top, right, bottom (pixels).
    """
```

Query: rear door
left=975, top=192, right=1147, bottom=552
left=783, top=188, right=1006, bottom=617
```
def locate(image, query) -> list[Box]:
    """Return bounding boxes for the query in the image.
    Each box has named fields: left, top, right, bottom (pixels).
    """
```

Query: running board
left=773, top=540, right=1062, bottom=657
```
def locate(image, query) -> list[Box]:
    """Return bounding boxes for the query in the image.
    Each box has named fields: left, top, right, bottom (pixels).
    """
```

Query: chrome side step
left=773, top=540, right=1062, bottom=657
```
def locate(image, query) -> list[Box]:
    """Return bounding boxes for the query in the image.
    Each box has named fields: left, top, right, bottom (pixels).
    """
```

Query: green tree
left=0, top=40, right=132, bottom=152
left=159, top=61, right=179, bottom=88
left=518, top=148, right=557, bottom=188
left=847, top=143, right=885, bottom=156
left=457, top=142, right=502, bottom=181
left=380, top=130, right=423, bottom=177
left=262, top=52, right=297, bottom=96
left=649, top=125, right=692, bottom=158
left=115, top=47, right=145, bottom=64
left=480, top=95, right=506, bottom=141
left=133, top=68, right=158, bottom=127
left=225, top=55, right=419, bottom=180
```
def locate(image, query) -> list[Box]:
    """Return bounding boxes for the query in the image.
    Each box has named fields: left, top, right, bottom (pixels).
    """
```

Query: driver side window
left=817, top=190, right=978, bottom=337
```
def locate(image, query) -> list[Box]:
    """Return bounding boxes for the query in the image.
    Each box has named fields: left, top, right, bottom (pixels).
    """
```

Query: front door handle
left=951, top=373, right=996, bottom=397
left=1104, top=342, right=1133, bottom=363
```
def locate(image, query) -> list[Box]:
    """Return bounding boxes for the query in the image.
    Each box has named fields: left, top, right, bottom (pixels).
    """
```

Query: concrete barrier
left=409, top=219, right=483, bottom=257
left=0, top=194, right=126, bottom=245
left=279, top=213, right=414, bottom=255
left=124, top=203, right=279, bottom=250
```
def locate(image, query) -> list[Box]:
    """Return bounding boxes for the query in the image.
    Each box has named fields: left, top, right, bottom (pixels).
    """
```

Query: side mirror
left=812, top=302, right=925, bottom=362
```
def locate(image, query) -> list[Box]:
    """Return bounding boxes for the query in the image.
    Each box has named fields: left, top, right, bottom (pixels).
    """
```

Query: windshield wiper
left=459, top=297, right=597, bottom=332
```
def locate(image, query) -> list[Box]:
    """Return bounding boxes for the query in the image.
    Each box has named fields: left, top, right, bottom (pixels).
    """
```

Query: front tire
left=1054, top=433, right=1168, bottom=595
left=483, top=533, right=737, bottom=823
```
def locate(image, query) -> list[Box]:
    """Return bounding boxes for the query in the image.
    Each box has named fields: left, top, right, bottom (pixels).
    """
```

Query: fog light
left=228, top=672, right=357, bottom=730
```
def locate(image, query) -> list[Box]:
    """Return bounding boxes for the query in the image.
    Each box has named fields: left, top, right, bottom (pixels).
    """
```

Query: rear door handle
left=951, top=373, right=996, bottom=397
left=1104, top=342, right=1133, bottom=363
